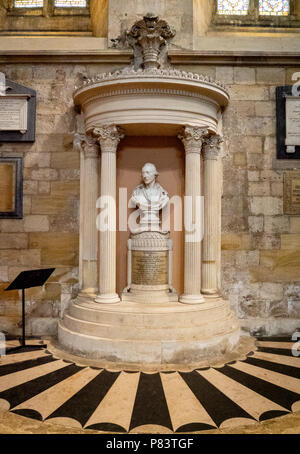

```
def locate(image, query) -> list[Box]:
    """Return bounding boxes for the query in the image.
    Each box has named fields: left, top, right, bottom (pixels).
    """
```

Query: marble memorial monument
left=58, top=13, right=241, bottom=367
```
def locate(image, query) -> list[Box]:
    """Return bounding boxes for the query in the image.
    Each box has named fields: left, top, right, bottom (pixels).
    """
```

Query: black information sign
left=5, top=268, right=55, bottom=351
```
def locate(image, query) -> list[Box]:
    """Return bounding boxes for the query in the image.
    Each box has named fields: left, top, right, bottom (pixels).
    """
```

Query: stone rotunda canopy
left=73, top=12, right=229, bottom=137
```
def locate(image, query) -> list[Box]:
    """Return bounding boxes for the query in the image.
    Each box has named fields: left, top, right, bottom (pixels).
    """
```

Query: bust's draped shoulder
left=157, top=183, right=168, bottom=197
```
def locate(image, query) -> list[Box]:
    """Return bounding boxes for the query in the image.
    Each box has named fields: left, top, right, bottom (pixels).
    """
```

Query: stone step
left=58, top=320, right=240, bottom=365
left=61, top=311, right=238, bottom=341
left=68, top=299, right=231, bottom=328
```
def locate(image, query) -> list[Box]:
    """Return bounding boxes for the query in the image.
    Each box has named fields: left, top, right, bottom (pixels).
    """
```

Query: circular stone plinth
left=48, top=335, right=254, bottom=373
left=57, top=295, right=241, bottom=369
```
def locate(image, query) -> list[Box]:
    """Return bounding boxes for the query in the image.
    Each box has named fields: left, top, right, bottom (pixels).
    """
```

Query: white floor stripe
left=13, top=367, right=101, bottom=420
left=0, top=360, right=68, bottom=392
left=197, top=368, right=288, bottom=421
left=161, top=372, right=216, bottom=431
left=84, top=372, right=140, bottom=431
left=229, top=361, right=300, bottom=394
left=253, top=351, right=300, bottom=369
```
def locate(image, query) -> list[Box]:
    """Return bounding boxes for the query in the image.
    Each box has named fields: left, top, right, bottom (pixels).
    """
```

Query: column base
left=179, top=294, right=205, bottom=304
left=201, top=289, right=220, bottom=298
left=95, top=293, right=120, bottom=304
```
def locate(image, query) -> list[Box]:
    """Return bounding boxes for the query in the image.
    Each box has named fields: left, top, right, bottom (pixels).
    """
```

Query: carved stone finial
left=203, top=135, right=224, bottom=160
left=127, top=13, right=175, bottom=71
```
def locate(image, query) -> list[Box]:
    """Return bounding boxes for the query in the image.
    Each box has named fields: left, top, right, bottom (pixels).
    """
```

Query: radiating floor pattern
left=0, top=337, right=299, bottom=433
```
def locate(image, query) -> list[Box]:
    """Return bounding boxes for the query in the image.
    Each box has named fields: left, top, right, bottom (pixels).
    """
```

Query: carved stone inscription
left=132, top=250, right=168, bottom=285
left=284, top=171, right=300, bottom=214
left=0, top=97, right=28, bottom=133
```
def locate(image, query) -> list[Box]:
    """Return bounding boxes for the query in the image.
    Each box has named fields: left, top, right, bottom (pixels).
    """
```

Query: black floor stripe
left=179, top=371, right=254, bottom=428
left=12, top=409, right=43, bottom=421
left=259, top=410, right=289, bottom=422
left=87, top=423, right=127, bottom=433
left=0, top=355, right=55, bottom=377
left=176, top=422, right=216, bottom=433
left=256, top=337, right=294, bottom=342
left=0, top=363, right=83, bottom=409
left=217, top=365, right=299, bottom=412
left=129, top=373, right=172, bottom=432
left=6, top=346, right=47, bottom=355
left=257, top=347, right=294, bottom=357
left=245, top=356, right=300, bottom=379
left=47, top=370, right=120, bottom=428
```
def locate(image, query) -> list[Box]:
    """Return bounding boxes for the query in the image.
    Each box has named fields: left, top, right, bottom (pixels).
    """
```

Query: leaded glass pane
left=217, top=0, right=249, bottom=15
left=14, top=0, right=43, bottom=7
left=54, top=0, right=87, bottom=6
left=259, top=0, right=289, bottom=15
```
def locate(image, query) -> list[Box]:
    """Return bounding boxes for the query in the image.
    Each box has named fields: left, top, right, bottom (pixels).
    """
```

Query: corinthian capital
left=178, top=126, right=209, bottom=154
left=93, top=125, right=124, bottom=153
left=203, top=135, right=224, bottom=160
left=73, top=133, right=99, bottom=159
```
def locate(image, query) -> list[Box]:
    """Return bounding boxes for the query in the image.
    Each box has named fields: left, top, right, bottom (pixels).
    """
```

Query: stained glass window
left=54, top=0, right=86, bottom=6
left=217, top=0, right=249, bottom=15
left=259, top=0, right=289, bottom=15
left=14, top=0, right=43, bottom=7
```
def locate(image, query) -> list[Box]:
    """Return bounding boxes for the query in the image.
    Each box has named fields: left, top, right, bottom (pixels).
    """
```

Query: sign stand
left=5, top=268, right=55, bottom=352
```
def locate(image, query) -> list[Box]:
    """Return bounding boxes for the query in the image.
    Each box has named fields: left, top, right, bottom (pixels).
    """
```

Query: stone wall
left=220, top=66, right=300, bottom=336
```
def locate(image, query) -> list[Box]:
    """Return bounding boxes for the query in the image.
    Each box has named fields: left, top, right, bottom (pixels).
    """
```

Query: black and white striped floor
left=0, top=337, right=299, bottom=433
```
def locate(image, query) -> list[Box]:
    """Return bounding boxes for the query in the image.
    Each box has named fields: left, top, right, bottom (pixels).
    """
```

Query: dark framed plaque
left=276, top=86, right=300, bottom=160
left=283, top=171, right=300, bottom=215
left=0, top=79, right=36, bottom=143
left=0, top=156, right=23, bottom=219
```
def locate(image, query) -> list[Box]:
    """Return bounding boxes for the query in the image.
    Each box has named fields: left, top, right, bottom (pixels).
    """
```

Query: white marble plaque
left=286, top=96, right=300, bottom=147
left=0, top=96, right=28, bottom=133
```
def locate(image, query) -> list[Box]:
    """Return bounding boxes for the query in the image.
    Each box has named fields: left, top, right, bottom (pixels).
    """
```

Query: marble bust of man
left=129, top=163, right=169, bottom=233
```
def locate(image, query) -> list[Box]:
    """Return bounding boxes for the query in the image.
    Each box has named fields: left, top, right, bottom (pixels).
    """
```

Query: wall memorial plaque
left=276, top=86, right=300, bottom=160
left=0, top=157, right=23, bottom=219
left=131, top=250, right=168, bottom=286
left=283, top=171, right=300, bottom=215
left=0, top=96, right=28, bottom=133
left=0, top=76, right=36, bottom=142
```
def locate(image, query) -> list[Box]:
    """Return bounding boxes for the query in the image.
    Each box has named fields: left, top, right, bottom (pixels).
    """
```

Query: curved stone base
left=58, top=294, right=240, bottom=367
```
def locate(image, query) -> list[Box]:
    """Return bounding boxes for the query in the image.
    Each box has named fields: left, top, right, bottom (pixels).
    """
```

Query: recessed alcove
left=116, top=136, right=185, bottom=296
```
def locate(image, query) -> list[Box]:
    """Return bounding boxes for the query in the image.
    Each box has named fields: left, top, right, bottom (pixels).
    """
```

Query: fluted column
left=202, top=135, right=224, bottom=297
left=93, top=125, right=124, bottom=304
left=178, top=126, right=208, bottom=304
left=75, top=133, right=99, bottom=294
